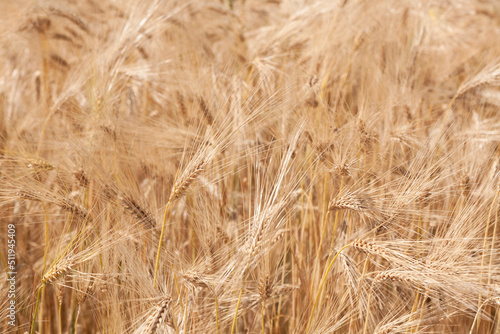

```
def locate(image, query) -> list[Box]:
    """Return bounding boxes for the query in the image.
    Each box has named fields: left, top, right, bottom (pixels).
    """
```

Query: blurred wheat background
left=1, top=0, right=500, bottom=333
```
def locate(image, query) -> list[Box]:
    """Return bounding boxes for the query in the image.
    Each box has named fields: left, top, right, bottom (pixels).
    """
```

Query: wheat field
left=1, top=0, right=500, bottom=333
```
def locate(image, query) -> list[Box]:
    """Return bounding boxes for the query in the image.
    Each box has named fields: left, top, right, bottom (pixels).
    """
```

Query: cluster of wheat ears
left=1, top=0, right=500, bottom=333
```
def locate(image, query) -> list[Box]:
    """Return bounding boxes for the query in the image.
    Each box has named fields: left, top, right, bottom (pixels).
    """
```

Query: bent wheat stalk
left=306, top=243, right=352, bottom=334
left=153, top=159, right=206, bottom=288
left=32, top=256, right=76, bottom=334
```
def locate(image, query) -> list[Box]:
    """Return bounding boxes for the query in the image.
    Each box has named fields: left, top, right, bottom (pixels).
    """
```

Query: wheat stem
left=58, top=301, right=62, bottom=334
left=214, top=284, right=220, bottom=334
left=231, top=287, right=244, bottom=334
left=31, top=285, right=44, bottom=334
left=478, top=190, right=499, bottom=329
left=306, top=243, right=352, bottom=333
left=329, top=175, right=344, bottom=253
left=312, top=174, right=331, bottom=295
left=262, top=301, right=265, bottom=334
left=153, top=201, right=171, bottom=288
left=42, top=202, right=49, bottom=274
left=362, top=280, right=376, bottom=334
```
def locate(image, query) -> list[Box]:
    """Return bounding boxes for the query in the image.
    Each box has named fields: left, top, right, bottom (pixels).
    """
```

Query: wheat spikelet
left=271, top=229, right=287, bottom=245
left=353, top=239, right=388, bottom=257
left=175, top=91, right=187, bottom=117
left=102, top=185, right=118, bottom=201
left=273, top=284, right=299, bottom=297
left=154, top=157, right=208, bottom=287
left=314, top=140, right=335, bottom=162
left=42, top=256, right=76, bottom=285
left=50, top=54, right=70, bottom=69
left=258, top=274, right=297, bottom=303
left=374, top=323, right=397, bottom=334
left=247, top=212, right=286, bottom=256
left=27, top=159, right=54, bottom=171
left=100, top=125, right=117, bottom=140
left=35, top=72, right=41, bottom=101
left=136, top=45, right=149, bottom=60
left=328, top=194, right=371, bottom=212
left=143, top=296, right=173, bottom=334
left=73, top=169, right=89, bottom=188
left=198, top=97, right=214, bottom=125
left=59, top=198, right=88, bottom=218
left=416, top=189, right=433, bottom=208
left=247, top=216, right=271, bottom=257
left=339, top=252, right=359, bottom=292
left=335, top=163, right=351, bottom=177
left=17, top=190, right=43, bottom=201
left=374, top=270, right=428, bottom=291
left=183, top=270, right=211, bottom=291
left=56, top=284, right=64, bottom=305
left=22, top=16, right=51, bottom=33
left=53, top=32, right=74, bottom=44
left=169, top=159, right=206, bottom=202
left=120, top=195, right=156, bottom=229
left=456, top=58, right=500, bottom=98
left=460, top=174, right=472, bottom=198
left=48, top=7, right=90, bottom=33
left=246, top=196, right=297, bottom=256
left=353, top=31, right=366, bottom=52
left=246, top=179, right=302, bottom=257
left=357, top=119, right=378, bottom=149
left=375, top=271, right=412, bottom=283
left=204, top=246, right=217, bottom=274
left=77, top=277, right=96, bottom=305
left=259, top=274, right=272, bottom=301
left=216, top=225, right=230, bottom=243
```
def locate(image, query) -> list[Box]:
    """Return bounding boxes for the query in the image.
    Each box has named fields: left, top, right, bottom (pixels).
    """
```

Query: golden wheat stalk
left=154, top=158, right=206, bottom=287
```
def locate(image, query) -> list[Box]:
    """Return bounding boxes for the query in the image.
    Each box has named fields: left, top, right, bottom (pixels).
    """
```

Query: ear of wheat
left=143, top=297, right=174, bottom=334
left=328, top=194, right=371, bottom=212
left=120, top=194, right=156, bottom=229
left=168, top=159, right=206, bottom=202
left=42, top=256, right=76, bottom=285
